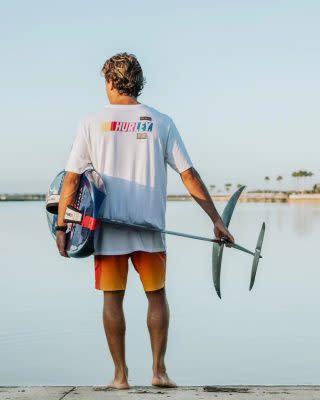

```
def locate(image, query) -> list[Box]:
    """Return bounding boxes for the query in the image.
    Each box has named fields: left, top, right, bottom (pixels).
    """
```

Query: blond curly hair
left=101, top=53, right=145, bottom=98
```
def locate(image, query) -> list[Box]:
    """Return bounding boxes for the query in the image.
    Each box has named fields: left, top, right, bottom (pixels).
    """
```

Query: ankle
left=153, top=364, right=166, bottom=376
left=115, top=366, right=128, bottom=380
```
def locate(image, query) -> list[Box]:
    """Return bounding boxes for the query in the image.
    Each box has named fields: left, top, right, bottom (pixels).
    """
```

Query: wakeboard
left=45, top=168, right=106, bottom=258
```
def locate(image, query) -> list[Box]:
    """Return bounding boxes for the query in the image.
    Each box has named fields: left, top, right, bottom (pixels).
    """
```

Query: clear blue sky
left=1, top=0, right=319, bottom=193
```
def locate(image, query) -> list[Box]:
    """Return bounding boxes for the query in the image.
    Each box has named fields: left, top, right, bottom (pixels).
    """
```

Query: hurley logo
left=101, top=120, right=153, bottom=133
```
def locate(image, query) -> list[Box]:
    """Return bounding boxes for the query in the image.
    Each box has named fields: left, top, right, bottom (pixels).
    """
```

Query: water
left=1, top=201, right=320, bottom=386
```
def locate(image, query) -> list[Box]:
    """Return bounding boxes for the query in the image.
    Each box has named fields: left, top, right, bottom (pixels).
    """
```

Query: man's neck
left=109, top=94, right=139, bottom=105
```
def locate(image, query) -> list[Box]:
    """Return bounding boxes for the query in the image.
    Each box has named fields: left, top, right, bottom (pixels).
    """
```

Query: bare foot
left=106, top=380, right=130, bottom=390
left=152, top=372, right=177, bottom=388
left=107, top=367, right=130, bottom=390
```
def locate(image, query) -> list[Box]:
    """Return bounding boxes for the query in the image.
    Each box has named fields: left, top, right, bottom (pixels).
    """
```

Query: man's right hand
left=180, top=168, right=235, bottom=247
left=213, top=218, right=235, bottom=247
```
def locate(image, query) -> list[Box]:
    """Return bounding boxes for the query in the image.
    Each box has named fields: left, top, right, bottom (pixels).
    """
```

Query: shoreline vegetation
left=1, top=191, right=320, bottom=203
left=3, top=170, right=319, bottom=203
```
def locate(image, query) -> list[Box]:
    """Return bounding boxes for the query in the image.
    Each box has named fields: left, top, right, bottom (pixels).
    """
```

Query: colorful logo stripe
left=101, top=120, right=153, bottom=133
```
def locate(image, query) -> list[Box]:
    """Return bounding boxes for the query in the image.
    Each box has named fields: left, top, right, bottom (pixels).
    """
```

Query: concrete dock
left=1, top=386, right=320, bottom=400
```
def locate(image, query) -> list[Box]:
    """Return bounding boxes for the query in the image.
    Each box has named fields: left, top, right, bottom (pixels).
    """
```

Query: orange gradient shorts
left=94, top=251, right=166, bottom=292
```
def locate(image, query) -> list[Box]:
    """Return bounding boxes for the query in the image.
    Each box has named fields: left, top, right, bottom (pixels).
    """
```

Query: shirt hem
left=177, top=162, right=193, bottom=174
left=94, top=246, right=166, bottom=256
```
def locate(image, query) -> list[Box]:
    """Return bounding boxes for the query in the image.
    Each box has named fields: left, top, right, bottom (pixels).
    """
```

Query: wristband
left=56, top=225, right=67, bottom=232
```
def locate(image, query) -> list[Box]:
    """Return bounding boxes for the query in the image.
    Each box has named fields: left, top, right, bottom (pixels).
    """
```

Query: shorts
left=94, top=251, right=166, bottom=292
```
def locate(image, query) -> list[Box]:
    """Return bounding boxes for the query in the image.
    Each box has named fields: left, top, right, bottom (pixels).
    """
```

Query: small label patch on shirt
left=137, top=132, right=148, bottom=139
left=140, top=116, right=152, bottom=121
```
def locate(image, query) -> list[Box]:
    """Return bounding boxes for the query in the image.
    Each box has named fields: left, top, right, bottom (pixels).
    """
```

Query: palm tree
left=276, top=175, right=283, bottom=191
left=294, top=170, right=305, bottom=192
left=299, top=170, right=313, bottom=192
left=292, top=170, right=313, bottom=192
left=264, top=176, right=270, bottom=192
left=225, top=183, right=232, bottom=192
left=307, top=171, right=314, bottom=192
left=209, top=184, right=216, bottom=194
left=292, top=171, right=299, bottom=191
left=302, top=170, right=308, bottom=192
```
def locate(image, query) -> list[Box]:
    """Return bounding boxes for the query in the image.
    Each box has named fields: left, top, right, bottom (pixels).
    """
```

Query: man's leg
left=103, top=290, right=129, bottom=389
left=131, top=251, right=176, bottom=387
left=146, top=288, right=176, bottom=387
left=95, top=254, right=130, bottom=389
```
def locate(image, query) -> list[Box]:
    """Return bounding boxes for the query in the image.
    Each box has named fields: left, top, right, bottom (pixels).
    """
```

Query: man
left=56, top=52, right=234, bottom=389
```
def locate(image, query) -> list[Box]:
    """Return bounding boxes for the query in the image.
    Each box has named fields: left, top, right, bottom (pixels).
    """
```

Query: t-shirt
left=65, top=103, right=193, bottom=255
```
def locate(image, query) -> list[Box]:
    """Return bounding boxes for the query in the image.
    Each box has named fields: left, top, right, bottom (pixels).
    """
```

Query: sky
left=0, top=0, right=319, bottom=193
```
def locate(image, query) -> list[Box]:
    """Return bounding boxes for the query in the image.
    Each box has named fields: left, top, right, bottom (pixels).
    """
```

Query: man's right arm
left=164, top=118, right=234, bottom=243
left=180, top=167, right=234, bottom=244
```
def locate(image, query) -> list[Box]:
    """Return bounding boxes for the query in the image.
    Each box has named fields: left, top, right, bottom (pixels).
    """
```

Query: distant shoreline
left=169, top=193, right=320, bottom=202
left=2, top=193, right=320, bottom=203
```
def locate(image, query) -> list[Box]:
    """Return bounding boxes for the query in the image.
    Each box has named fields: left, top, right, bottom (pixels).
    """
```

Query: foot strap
left=64, top=205, right=99, bottom=231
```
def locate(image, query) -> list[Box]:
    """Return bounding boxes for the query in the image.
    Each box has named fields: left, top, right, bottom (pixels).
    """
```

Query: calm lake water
left=1, top=201, right=320, bottom=386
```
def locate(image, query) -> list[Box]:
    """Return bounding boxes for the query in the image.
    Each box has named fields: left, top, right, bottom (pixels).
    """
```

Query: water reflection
left=291, top=202, right=320, bottom=235
left=1, top=201, right=320, bottom=385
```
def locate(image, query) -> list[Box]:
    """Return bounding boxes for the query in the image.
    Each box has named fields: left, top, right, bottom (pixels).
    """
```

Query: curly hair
left=101, top=53, right=145, bottom=98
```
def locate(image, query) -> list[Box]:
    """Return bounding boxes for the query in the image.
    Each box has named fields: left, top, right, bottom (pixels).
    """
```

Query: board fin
left=249, top=222, right=265, bottom=291
left=212, top=186, right=245, bottom=298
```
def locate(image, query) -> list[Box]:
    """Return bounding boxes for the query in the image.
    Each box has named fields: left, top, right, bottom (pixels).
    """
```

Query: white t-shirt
left=65, top=103, right=193, bottom=255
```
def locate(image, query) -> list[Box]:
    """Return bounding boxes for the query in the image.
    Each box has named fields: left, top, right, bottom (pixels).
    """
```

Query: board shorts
left=94, top=251, right=166, bottom=292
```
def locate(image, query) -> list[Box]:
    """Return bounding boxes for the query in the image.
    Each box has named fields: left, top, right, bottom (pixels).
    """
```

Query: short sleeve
left=65, top=118, right=92, bottom=174
left=165, top=119, right=193, bottom=173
